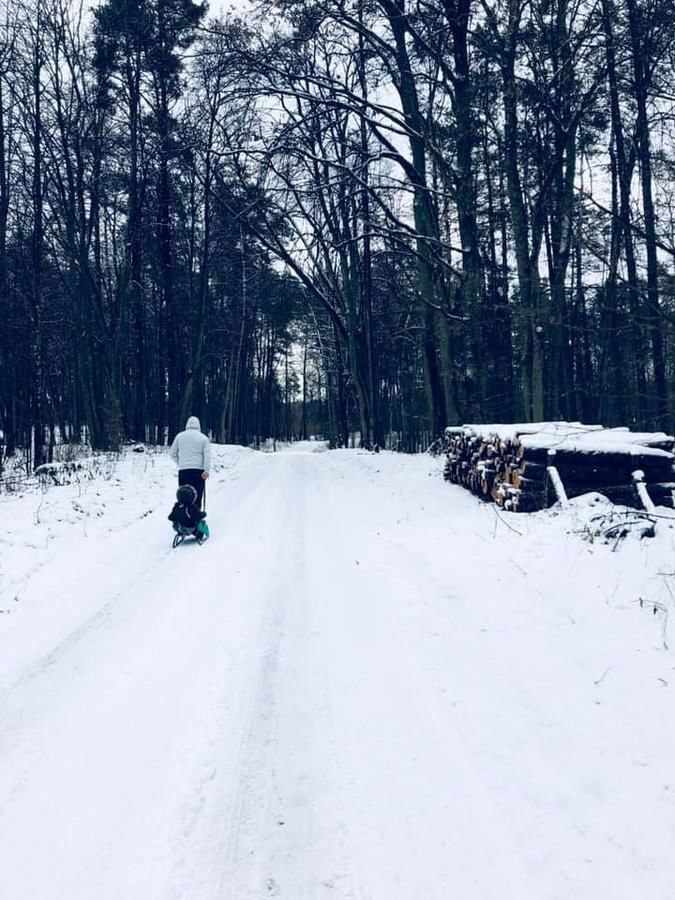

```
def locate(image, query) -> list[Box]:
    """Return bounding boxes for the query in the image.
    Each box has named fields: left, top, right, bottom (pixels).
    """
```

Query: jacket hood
left=176, top=484, right=197, bottom=504
left=186, top=416, right=201, bottom=431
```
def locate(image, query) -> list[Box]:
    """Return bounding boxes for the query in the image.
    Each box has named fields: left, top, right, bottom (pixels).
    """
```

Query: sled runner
left=171, top=520, right=209, bottom=548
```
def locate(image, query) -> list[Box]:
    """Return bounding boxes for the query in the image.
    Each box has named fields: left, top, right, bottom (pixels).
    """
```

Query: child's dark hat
left=176, top=484, right=198, bottom=504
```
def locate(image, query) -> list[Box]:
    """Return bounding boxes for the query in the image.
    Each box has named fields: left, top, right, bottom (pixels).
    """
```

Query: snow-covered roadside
left=1, top=443, right=675, bottom=899
left=306, top=452, right=675, bottom=895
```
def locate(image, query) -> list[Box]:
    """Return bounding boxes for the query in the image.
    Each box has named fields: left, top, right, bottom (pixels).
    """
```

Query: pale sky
left=207, top=0, right=257, bottom=19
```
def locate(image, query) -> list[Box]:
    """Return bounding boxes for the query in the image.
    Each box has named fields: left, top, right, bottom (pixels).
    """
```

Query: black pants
left=179, top=468, right=205, bottom=509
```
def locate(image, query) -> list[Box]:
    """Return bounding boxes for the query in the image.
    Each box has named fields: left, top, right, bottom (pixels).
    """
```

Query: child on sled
left=168, top=484, right=209, bottom=545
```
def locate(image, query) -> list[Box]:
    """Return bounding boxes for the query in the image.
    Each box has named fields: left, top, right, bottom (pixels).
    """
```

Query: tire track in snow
left=0, top=452, right=265, bottom=699
left=163, top=454, right=300, bottom=900
left=299, top=459, right=540, bottom=900
left=157, top=450, right=318, bottom=900
left=216, top=452, right=309, bottom=900
left=0, top=452, right=282, bottom=900
left=190, top=450, right=360, bottom=900
left=3, top=546, right=175, bottom=695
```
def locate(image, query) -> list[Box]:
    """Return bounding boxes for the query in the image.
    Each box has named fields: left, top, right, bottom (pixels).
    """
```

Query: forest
left=1, top=0, right=675, bottom=467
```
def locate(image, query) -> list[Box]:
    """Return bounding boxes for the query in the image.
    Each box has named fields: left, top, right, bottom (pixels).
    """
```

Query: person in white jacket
left=169, top=416, right=211, bottom=509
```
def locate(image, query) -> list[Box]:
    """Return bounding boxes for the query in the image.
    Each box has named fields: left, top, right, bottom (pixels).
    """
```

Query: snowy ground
left=1, top=442, right=675, bottom=899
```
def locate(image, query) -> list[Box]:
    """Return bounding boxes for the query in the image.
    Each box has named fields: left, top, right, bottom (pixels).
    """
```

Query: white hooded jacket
left=170, top=416, right=212, bottom=472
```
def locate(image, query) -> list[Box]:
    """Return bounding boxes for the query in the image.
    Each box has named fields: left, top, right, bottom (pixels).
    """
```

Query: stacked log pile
left=444, top=423, right=675, bottom=512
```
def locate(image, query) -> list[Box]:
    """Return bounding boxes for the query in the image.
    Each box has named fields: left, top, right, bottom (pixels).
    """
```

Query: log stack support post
left=546, top=464, right=569, bottom=507
left=632, top=470, right=656, bottom=514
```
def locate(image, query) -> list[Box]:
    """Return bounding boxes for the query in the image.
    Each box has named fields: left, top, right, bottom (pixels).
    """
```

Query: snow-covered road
left=1, top=444, right=675, bottom=899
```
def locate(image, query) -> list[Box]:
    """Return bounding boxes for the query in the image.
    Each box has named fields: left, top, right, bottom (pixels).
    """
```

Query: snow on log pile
left=443, top=422, right=675, bottom=512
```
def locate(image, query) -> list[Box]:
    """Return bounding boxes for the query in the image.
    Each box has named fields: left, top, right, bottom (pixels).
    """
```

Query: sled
left=171, top=521, right=209, bottom=548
